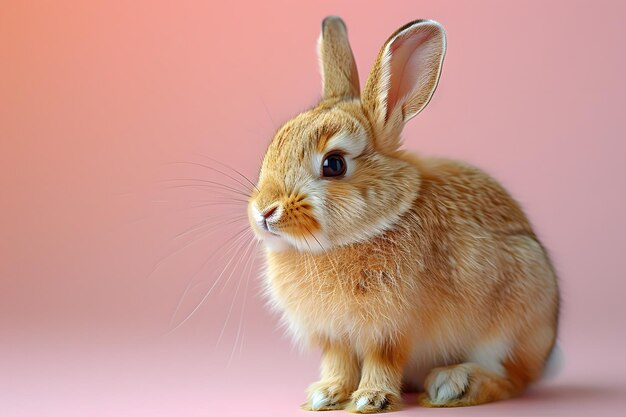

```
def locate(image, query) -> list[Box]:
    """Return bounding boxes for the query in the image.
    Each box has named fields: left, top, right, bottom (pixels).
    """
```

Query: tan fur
left=318, top=16, right=360, bottom=100
left=248, top=18, right=559, bottom=413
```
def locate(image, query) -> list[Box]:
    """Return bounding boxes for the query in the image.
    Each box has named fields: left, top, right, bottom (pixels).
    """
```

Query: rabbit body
left=248, top=17, right=559, bottom=412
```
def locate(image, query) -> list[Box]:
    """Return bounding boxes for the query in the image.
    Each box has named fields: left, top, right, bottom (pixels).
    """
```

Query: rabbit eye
left=322, top=153, right=346, bottom=178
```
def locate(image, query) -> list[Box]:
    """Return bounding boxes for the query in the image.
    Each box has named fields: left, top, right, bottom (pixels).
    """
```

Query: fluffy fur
left=247, top=17, right=559, bottom=413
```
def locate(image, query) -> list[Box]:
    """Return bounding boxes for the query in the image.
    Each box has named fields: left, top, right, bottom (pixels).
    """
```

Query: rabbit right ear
left=362, top=20, right=446, bottom=151
left=318, top=16, right=360, bottom=100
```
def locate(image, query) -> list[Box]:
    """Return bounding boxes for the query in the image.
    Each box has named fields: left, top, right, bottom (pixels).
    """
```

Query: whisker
left=227, top=240, right=259, bottom=365
left=306, top=229, right=325, bottom=253
left=258, top=94, right=277, bottom=129
left=156, top=198, right=248, bottom=211
left=182, top=202, right=248, bottom=212
left=217, top=231, right=254, bottom=294
left=166, top=161, right=255, bottom=194
left=300, top=232, right=323, bottom=298
left=186, top=196, right=250, bottom=204
left=167, top=229, right=255, bottom=333
left=215, top=238, right=256, bottom=348
left=301, top=225, right=327, bottom=291
left=304, top=225, right=341, bottom=296
left=174, top=214, right=247, bottom=241
left=188, top=194, right=249, bottom=204
left=237, top=242, right=259, bottom=356
left=168, top=226, right=252, bottom=327
left=146, top=213, right=247, bottom=281
left=162, top=181, right=251, bottom=198
left=191, top=155, right=260, bottom=193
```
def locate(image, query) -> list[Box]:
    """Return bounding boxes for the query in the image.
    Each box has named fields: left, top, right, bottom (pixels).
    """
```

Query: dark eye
left=322, top=153, right=347, bottom=178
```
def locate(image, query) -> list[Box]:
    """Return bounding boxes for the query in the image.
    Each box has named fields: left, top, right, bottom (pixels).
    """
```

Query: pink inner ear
left=387, top=30, right=434, bottom=120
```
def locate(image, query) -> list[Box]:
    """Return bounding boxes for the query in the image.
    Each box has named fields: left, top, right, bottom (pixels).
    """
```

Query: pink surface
left=2, top=1, right=626, bottom=416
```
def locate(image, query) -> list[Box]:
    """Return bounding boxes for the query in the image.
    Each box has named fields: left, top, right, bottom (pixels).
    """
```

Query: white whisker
left=167, top=228, right=254, bottom=333
left=169, top=227, right=251, bottom=327
left=216, top=238, right=256, bottom=349
left=228, top=240, right=259, bottom=366
left=189, top=155, right=259, bottom=193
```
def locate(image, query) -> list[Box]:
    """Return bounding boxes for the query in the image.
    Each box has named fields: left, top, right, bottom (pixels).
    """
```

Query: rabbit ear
left=363, top=20, right=446, bottom=150
left=318, top=16, right=360, bottom=100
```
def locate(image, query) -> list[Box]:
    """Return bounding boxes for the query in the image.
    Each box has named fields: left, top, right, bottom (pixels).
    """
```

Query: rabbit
left=247, top=16, right=559, bottom=413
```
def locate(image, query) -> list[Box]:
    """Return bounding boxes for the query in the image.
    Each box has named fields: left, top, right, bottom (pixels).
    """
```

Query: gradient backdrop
left=2, top=1, right=626, bottom=416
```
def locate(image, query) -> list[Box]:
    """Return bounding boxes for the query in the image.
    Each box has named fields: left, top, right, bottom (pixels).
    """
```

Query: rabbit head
left=248, top=17, right=446, bottom=253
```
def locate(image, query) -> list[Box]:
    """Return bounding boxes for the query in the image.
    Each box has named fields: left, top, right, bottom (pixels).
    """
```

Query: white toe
left=355, top=396, right=369, bottom=410
left=434, top=382, right=458, bottom=403
left=311, top=391, right=329, bottom=410
left=429, top=367, right=470, bottom=404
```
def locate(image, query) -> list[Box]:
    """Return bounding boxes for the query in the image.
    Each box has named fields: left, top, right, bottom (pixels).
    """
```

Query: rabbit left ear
left=318, top=16, right=360, bottom=100
left=363, top=20, right=446, bottom=150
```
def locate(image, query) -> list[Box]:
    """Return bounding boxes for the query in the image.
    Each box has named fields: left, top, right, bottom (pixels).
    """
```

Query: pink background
left=2, top=1, right=625, bottom=416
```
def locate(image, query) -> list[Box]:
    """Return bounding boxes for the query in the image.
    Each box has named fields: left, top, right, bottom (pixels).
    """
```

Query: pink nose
left=262, top=206, right=277, bottom=219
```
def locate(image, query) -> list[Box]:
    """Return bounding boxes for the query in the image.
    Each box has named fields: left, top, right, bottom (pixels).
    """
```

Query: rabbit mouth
left=250, top=218, right=280, bottom=239
left=259, top=215, right=282, bottom=237
left=252, top=219, right=330, bottom=253
left=263, top=224, right=281, bottom=237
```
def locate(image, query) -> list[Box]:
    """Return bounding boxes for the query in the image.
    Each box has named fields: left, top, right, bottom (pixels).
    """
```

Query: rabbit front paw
left=303, top=379, right=353, bottom=411
left=348, top=389, right=400, bottom=413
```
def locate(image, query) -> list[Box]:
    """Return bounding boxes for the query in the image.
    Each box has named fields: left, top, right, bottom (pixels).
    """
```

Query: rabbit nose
left=262, top=206, right=278, bottom=219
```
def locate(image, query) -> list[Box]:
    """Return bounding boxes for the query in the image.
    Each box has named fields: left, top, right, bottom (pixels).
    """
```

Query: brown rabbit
left=247, top=16, right=559, bottom=413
